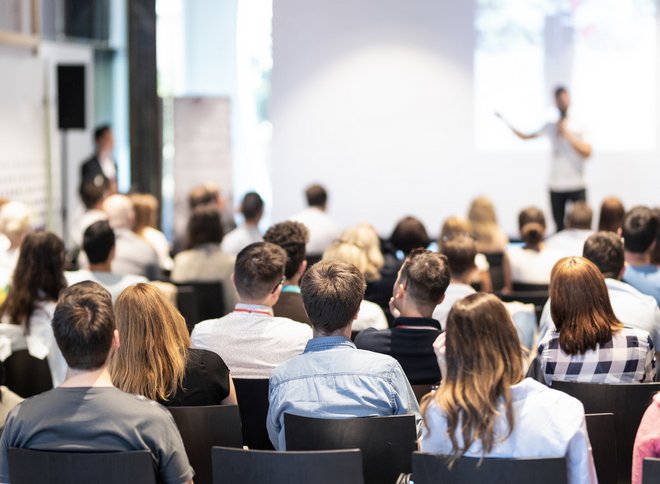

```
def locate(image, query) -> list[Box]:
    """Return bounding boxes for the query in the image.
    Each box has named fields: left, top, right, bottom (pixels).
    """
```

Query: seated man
left=191, top=242, right=312, bottom=379
left=0, top=281, right=193, bottom=484
left=623, top=206, right=660, bottom=305
left=290, top=184, right=340, bottom=257
left=355, top=249, right=449, bottom=385
left=544, top=201, right=594, bottom=257
left=267, top=260, right=421, bottom=450
left=264, top=221, right=311, bottom=325
left=67, top=221, right=147, bottom=301
left=221, top=191, right=264, bottom=256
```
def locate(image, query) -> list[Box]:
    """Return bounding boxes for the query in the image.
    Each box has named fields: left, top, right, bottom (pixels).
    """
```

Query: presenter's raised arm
left=495, top=111, right=541, bottom=140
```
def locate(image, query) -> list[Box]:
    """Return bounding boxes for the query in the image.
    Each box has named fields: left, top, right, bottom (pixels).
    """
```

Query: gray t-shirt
left=0, top=387, right=193, bottom=484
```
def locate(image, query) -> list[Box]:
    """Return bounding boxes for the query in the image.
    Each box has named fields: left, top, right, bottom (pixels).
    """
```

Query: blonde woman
left=467, top=196, right=509, bottom=253
left=422, top=293, right=596, bottom=484
left=340, top=224, right=384, bottom=283
left=111, top=283, right=237, bottom=406
left=323, top=241, right=388, bottom=331
left=130, top=193, right=173, bottom=271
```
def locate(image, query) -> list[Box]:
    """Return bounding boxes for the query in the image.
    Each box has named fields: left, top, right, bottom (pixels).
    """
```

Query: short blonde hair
left=323, top=241, right=370, bottom=279
left=0, top=201, right=31, bottom=241
left=340, top=224, right=384, bottom=282
left=438, top=216, right=472, bottom=250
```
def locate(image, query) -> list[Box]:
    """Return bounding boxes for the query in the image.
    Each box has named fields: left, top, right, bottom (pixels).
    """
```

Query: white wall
left=270, top=0, right=660, bottom=236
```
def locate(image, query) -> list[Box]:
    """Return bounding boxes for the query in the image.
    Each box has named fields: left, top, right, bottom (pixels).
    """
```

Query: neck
left=88, top=261, right=112, bottom=272
left=450, top=275, right=472, bottom=285
left=286, top=276, right=301, bottom=287
left=625, top=251, right=651, bottom=266
left=60, top=366, right=114, bottom=388
left=238, top=298, right=273, bottom=308
left=245, top=219, right=259, bottom=227
left=398, top=299, right=431, bottom=319
left=313, top=325, right=351, bottom=339
left=524, top=241, right=543, bottom=251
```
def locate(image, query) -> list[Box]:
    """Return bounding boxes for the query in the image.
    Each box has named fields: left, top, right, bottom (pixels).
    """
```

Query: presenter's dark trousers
left=550, top=189, right=586, bottom=232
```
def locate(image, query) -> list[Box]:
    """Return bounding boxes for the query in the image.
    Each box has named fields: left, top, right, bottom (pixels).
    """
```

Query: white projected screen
left=475, top=0, right=657, bottom=153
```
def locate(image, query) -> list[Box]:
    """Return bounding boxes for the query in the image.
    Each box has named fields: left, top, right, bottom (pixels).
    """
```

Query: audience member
left=264, top=221, right=311, bottom=325
left=539, top=232, right=660, bottom=350
left=191, top=242, right=312, bottom=379
left=422, top=293, right=596, bottom=484
left=171, top=205, right=238, bottom=311
left=355, top=249, right=449, bottom=385
left=130, top=193, right=173, bottom=271
left=538, top=257, right=655, bottom=385
left=0, top=231, right=68, bottom=387
left=506, top=207, right=561, bottom=285
left=74, top=179, right=108, bottom=247
left=652, top=208, right=660, bottom=266
left=66, top=221, right=147, bottom=302
left=632, top=390, right=660, bottom=484
left=391, top=216, right=431, bottom=257
left=598, top=196, right=625, bottom=233
left=111, top=283, right=237, bottom=406
left=291, top=184, right=341, bottom=256
left=322, top=241, right=388, bottom=331
left=544, top=201, right=594, bottom=257
left=80, top=125, right=117, bottom=194
left=622, top=206, right=660, bottom=304
left=222, top=191, right=264, bottom=256
left=0, top=281, right=193, bottom=484
left=433, top=235, right=478, bottom=329
left=468, top=196, right=509, bottom=253
left=0, top=201, right=31, bottom=274
left=102, top=194, right=161, bottom=280
left=267, top=260, right=421, bottom=450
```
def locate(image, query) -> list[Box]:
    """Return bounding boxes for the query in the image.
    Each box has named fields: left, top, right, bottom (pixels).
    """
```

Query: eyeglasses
left=271, top=276, right=286, bottom=294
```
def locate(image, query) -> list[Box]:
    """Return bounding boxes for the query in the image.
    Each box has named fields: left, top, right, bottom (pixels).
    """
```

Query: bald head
left=103, top=194, right=134, bottom=230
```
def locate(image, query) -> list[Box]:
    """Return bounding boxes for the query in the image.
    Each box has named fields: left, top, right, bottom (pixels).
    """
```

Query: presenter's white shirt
left=540, top=119, right=589, bottom=192
left=290, top=207, right=341, bottom=255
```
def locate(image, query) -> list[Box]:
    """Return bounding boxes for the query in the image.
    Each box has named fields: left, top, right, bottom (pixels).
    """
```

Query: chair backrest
left=643, top=458, right=660, bottom=484
left=176, top=285, right=199, bottom=333
left=412, top=452, right=567, bottom=484
left=175, top=282, right=226, bottom=332
left=284, top=413, right=417, bottom=484
left=8, top=448, right=156, bottom=484
left=411, top=384, right=435, bottom=404
left=3, top=350, right=53, bottom=398
left=168, top=405, right=243, bottom=484
left=484, top=252, right=505, bottom=291
left=552, top=381, right=660, bottom=483
left=585, top=413, right=617, bottom=484
left=512, top=282, right=550, bottom=292
left=232, top=378, right=273, bottom=450
left=212, top=446, right=364, bottom=484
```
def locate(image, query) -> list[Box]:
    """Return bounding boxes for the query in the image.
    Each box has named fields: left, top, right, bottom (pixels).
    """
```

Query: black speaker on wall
left=57, top=65, right=86, bottom=130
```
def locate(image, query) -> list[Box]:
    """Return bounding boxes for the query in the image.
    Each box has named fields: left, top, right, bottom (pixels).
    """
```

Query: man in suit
left=81, top=125, right=117, bottom=194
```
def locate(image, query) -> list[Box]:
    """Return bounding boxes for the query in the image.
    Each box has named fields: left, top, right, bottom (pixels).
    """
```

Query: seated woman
left=423, top=293, right=596, bottom=484
left=0, top=231, right=68, bottom=390
left=632, top=391, right=660, bottom=484
left=506, top=207, right=562, bottom=287
left=130, top=193, right=174, bottom=272
left=323, top=241, right=388, bottom=331
left=110, top=283, right=237, bottom=406
left=538, top=257, right=655, bottom=385
left=468, top=196, right=509, bottom=254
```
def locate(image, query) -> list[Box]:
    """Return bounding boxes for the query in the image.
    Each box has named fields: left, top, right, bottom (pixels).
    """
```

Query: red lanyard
left=234, top=308, right=272, bottom=317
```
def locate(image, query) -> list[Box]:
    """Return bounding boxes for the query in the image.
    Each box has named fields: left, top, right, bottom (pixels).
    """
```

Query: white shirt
left=544, top=229, right=594, bottom=259
left=352, top=300, right=388, bottom=332
left=141, top=227, right=174, bottom=271
left=506, top=246, right=563, bottom=285
left=190, top=303, right=313, bottom=379
left=432, top=283, right=476, bottom=330
left=72, top=209, right=108, bottom=248
left=290, top=207, right=341, bottom=255
left=65, top=270, right=148, bottom=302
left=221, top=224, right=263, bottom=256
left=540, top=278, right=660, bottom=348
left=421, top=378, right=597, bottom=484
left=100, top=156, right=116, bottom=180
left=540, top=119, right=589, bottom=192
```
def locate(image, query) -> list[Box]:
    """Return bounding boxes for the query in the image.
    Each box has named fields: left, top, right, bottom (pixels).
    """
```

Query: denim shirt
left=267, top=336, right=422, bottom=450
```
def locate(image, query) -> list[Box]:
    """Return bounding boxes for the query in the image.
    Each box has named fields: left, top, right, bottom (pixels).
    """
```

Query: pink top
left=633, top=392, right=660, bottom=484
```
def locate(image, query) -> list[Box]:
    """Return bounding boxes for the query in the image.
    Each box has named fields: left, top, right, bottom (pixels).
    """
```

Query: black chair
left=552, top=381, right=660, bottom=484
left=3, top=350, right=53, bottom=398
left=411, top=384, right=435, bottom=404
left=176, top=285, right=199, bottom=333
left=8, top=448, right=156, bottom=484
left=212, top=446, right=364, bottom=484
left=233, top=378, right=273, bottom=450
left=284, top=413, right=417, bottom=484
left=643, top=458, right=660, bottom=484
left=512, top=283, right=549, bottom=292
left=175, top=281, right=226, bottom=331
left=585, top=413, right=617, bottom=484
left=412, top=452, right=567, bottom=484
left=484, top=252, right=506, bottom=292
left=168, top=405, right=243, bottom=484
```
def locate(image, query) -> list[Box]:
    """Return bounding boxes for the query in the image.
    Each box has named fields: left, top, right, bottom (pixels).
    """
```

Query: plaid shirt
left=538, top=326, right=656, bottom=386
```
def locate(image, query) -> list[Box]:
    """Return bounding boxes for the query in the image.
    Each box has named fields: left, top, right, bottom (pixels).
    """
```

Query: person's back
left=622, top=206, right=660, bottom=304
left=290, top=184, right=340, bottom=256
left=632, top=392, right=660, bottom=484
left=267, top=260, right=420, bottom=450
left=545, top=201, right=594, bottom=257
left=221, top=191, right=264, bottom=256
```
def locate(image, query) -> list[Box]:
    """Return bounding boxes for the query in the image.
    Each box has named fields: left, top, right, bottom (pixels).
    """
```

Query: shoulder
left=191, top=317, right=224, bottom=337
left=516, top=379, right=586, bottom=421
left=619, top=326, right=652, bottom=344
left=272, top=316, right=313, bottom=337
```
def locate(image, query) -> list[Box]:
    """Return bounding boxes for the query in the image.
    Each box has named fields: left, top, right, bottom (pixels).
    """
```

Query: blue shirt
left=267, top=336, right=422, bottom=450
left=624, top=264, right=660, bottom=305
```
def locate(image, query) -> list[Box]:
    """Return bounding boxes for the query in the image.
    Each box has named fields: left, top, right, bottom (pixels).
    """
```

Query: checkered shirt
left=538, top=326, right=656, bottom=386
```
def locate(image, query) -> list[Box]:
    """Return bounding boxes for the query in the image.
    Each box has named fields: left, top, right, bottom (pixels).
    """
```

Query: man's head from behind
left=264, top=221, right=309, bottom=281
left=440, top=235, right=477, bottom=281
left=394, top=249, right=450, bottom=316
left=103, top=194, right=134, bottom=230
left=53, top=281, right=116, bottom=371
left=301, top=260, right=365, bottom=335
left=241, top=192, right=265, bottom=224
left=305, top=184, right=328, bottom=209
left=583, top=231, right=625, bottom=280
left=565, top=201, right=593, bottom=230
left=233, top=242, right=287, bottom=303
left=83, top=220, right=115, bottom=266
left=622, top=206, right=659, bottom=255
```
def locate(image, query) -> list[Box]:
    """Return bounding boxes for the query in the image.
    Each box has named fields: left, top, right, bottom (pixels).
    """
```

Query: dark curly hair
left=264, top=221, right=310, bottom=279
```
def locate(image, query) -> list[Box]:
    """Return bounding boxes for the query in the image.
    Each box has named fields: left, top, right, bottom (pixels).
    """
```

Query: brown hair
left=188, top=183, right=221, bottom=210
left=518, top=207, right=546, bottom=246
left=187, top=205, right=224, bottom=248
left=398, top=249, right=450, bottom=311
left=582, top=232, right=624, bottom=279
left=234, top=242, right=287, bottom=300
left=438, top=216, right=472, bottom=251
left=301, top=260, right=365, bottom=333
left=566, top=201, right=593, bottom=230
left=440, top=235, right=477, bottom=278
left=264, top=221, right=309, bottom=279
left=110, top=283, right=190, bottom=401
left=598, top=197, right=625, bottom=233
left=305, top=184, right=328, bottom=207
left=390, top=216, right=431, bottom=256
left=422, top=293, right=524, bottom=465
left=550, top=257, right=623, bottom=355
left=130, top=193, right=159, bottom=235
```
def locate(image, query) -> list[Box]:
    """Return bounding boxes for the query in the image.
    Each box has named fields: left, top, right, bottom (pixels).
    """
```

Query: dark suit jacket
left=81, top=154, right=116, bottom=186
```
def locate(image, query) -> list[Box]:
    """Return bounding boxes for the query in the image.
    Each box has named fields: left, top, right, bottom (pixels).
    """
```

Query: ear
left=297, top=260, right=308, bottom=276
left=394, top=282, right=406, bottom=300
left=230, top=272, right=236, bottom=291
left=112, top=329, right=120, bottom=349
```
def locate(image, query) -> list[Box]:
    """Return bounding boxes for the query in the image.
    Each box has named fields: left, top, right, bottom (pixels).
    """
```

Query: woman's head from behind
left=187, top=205, right=224, bottom=249
left=550, top=257, right=622, bottom=355
left=438, top=216, right=472, bottom=251
left=425, top=293, right=523, bottom=463
left=322, top=241, right=370, bottom=279
left=518, top=207, right=546, bottom=246
left=468, top=196, right=499, bottom=242
left=110, top=283, right=190, bottom=401
left=129, top=193, right=159, bottom=234
left=390, top=216, right=431, bottom=256
left=340, top=224, right=384, bottom=282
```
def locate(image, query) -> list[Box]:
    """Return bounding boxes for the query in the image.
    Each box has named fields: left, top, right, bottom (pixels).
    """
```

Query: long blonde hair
left=468, top=197, right=504, bottom=250
left=110, top=283, right=190, bottom=401
left=340, top=224, right=384, bottom=282
left=422, top=293, right=524, bottom=465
